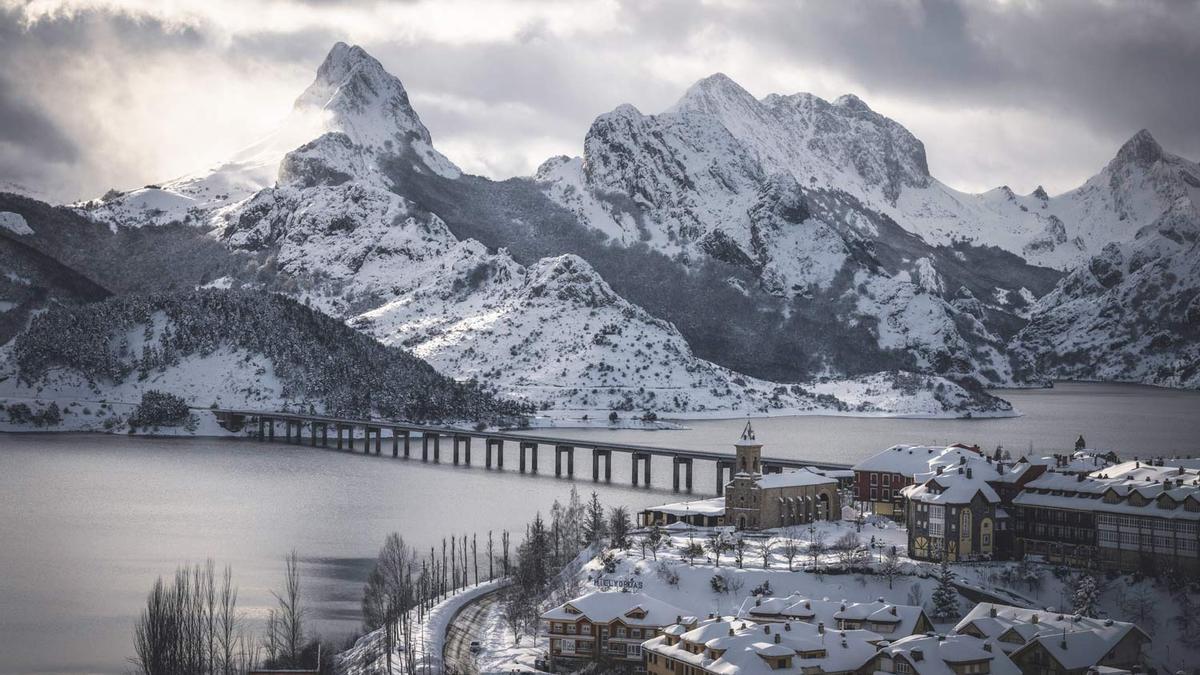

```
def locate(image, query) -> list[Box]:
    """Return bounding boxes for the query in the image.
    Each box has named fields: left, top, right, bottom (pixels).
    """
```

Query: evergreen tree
left=930, top=558, right=959, bottom=620
left=1071, top=574, right=1099, bottom=616
left=582, top=492, right=606, bottom=545
left=608, top=506, right=632, bottom=549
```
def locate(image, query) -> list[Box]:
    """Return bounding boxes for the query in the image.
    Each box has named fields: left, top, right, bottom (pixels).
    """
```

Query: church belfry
left=734, top=420, right=763, bottom=474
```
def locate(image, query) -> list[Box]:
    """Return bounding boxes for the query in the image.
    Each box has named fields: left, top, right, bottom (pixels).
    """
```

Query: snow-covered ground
left=463, top=514, right=1196, bottom=673
left=337, top=579, right=509, bottom=675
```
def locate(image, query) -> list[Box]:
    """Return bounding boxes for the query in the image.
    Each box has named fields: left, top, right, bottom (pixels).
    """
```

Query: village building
left=865, top=633, right=1021, bottom=675
left=724, top=423, right=841, bottom=530
left=638, top=497, right=726, bottom=528
left=637, top=425, right=842, bottom=531
left=901, top=450, right=1049, bottom=561
left=1013, top=459, right=1200, bottom=574
left=737, top=594, right=933, bottom=638
left=541, top=591, right=693, bottom=673
left=643, top=616, right=878, bottom=675
left=851, top=444, right=984, bottom=519
left=953, top=603, right=1150, bottom=673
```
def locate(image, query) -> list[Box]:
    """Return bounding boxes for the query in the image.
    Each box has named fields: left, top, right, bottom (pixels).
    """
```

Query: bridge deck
left=215, top=409, right=852, bottom=471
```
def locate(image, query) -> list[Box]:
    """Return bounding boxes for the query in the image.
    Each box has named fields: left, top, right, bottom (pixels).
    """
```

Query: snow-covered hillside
left=1011, top=196, right=1200, bottom=388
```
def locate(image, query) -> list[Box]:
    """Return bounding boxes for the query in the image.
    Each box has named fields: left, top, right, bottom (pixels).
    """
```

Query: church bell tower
left=734, top=420, right=762, bottom=474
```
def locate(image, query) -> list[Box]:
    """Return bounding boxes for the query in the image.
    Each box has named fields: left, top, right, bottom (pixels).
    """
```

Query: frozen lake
left=1, top=382, right=1197, bottom=673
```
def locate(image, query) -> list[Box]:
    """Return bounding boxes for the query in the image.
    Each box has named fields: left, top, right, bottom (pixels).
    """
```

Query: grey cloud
left=719, top=0, right=1200, bottom=158
left=0, top=78, right=77, bottom=161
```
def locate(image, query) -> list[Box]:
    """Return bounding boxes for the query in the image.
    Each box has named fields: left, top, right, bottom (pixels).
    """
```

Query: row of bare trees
left=132, top=551, right=313, bottom=675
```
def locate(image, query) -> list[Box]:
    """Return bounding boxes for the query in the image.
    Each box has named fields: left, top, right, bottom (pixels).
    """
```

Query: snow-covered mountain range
left=4, top=41, right=1196, bottom=422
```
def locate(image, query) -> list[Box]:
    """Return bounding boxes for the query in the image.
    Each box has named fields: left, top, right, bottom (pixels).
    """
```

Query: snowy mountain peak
left=1111, top=129, right=1165, bottom=170
left=290, top=42, right=459, bottom=178
left=671, top=72, right=761, bottom=115
left=833, top=93, right=872, bottom=113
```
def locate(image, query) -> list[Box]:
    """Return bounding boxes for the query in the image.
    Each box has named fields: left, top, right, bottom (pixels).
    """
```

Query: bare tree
left=779, top=529, right=802, bottom=571
left=271, top=550, right=305, bottom=667
left=755, top=538, right=774, bottom=569
left=807, top=532, right=827, bottom=570
left=879, top=546, right=902, bottom=589
left=216, top=565, right=240, bottom=675
left=487, top=530, right=495, bottom=581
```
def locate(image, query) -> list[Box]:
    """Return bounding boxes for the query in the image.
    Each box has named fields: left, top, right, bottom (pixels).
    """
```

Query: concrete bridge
left=213, top=409, right=852, bottom=495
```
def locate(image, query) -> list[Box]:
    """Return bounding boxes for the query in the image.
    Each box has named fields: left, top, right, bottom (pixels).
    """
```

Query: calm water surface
left=1, top=382, right=1197, bottom=674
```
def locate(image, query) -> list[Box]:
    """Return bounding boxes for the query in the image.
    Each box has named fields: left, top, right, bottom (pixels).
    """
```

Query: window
left=883, top=474, right=891, bottom=486
left=929, top=505, right=945, bottom=538
left=616, top=627, right=626, bottom=638
left=581, top=623, right=592, bottom=635
left=627, top=644, right=642, bottom=658
left=871, top=473, right=879, bottom=485
left=896, top=661, right=912, bottom=674
left=871, top=488, right=878, bottom=501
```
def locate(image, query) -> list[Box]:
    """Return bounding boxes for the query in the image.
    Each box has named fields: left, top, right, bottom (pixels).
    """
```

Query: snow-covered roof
left=737, top=594, right=928, bottom=638
left=1026, top=450, right=1114, bottom=474
left=876, top=633, right=1020, bottom=675
left=953, top=603, right=1147, bottom=661
left=643, top=497, right=728, bottom=517
left=644, top=616, right=878, bottom=675
left=1014, top=461, right=1200, bottom=520
left=755, top=468, right=838, bottom=490
left=852, top=444, right=980, bottom=476
left=542, top=591, right=690, bottom=627
left=901, top=462, right=1002, bottom=505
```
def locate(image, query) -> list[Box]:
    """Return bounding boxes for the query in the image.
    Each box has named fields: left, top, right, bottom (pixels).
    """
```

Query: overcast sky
left=2, top=0, right=1197, bottom=203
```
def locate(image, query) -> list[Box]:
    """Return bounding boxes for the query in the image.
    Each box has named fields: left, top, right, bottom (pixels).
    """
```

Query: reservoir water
left=1, top=383, right=1197, bottom=674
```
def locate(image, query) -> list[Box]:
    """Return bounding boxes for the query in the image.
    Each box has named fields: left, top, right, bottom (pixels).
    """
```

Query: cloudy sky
left=1, top=0, right=1197, bottom=203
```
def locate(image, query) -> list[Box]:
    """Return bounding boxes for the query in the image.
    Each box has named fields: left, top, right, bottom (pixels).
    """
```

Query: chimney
left=983, top=643, right=992, bottom=652
left=912, top=648, right=924, bottom=662
left=729, top=628, right=735, bottom=636
left=967, top=467, right=973, bottom=479
left=818, top=622, right=825, bottom=634
left=784, top=623, right=791, bottom=631
left=937, top=634, right=946, bottom=642
left=775, top=632, right=781, bottom=644
left=756, top=597, right=762, bottom=606
left=937, top=466, right=944, bottom=475
left=765, top=625, right=771, bottom=635
left=891, top=606, right=898, bottom=616
left=958, top=466, right=964, bottom=475
left=989, top=606, right=998, bottom=618
left=677, top=615, right=682, bottom=624
left=1032, top=614, right=1039, bottom=624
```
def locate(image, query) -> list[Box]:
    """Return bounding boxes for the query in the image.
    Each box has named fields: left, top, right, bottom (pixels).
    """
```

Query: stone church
left=724, top=422, right=841, bottom=530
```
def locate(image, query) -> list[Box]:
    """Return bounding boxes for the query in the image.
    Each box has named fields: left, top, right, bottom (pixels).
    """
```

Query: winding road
left=443, top=590, right=502, bottom=675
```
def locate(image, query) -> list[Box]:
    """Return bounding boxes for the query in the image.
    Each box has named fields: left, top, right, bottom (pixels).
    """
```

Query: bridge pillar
left=336, top=425, right=343, bottom=450
left=555, top=445, right=575, bottom=477
left=402, top=430, right=411, bottom=458
left=257, top=417, right=264, bottom=441
left=268, top=418, right=275, bottom=442
left=715, top=460, right=735, bottom=496
left=463, top=437, right=471, bottom=465
left=320, top=423, right=328, bottom=447
left=422, top=433, right=431, bottom=462
left=374, top=427, right=382, bottom=455
left=392, top=428, right=399, bottom=458
left=453, top=436, right=462, bottom=465
left=672, top=457, right=693, bottom=492
left=347, top=425, right=355, bottom=452
left=519, top=442, right=538, bottom=473
left=632, top=453, right=651, bottom=486
left=592, top=448, right=612, bottom=482
left=486, top=439, right=503, bottom=468
left=310, top=422, right=318, bottom=447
